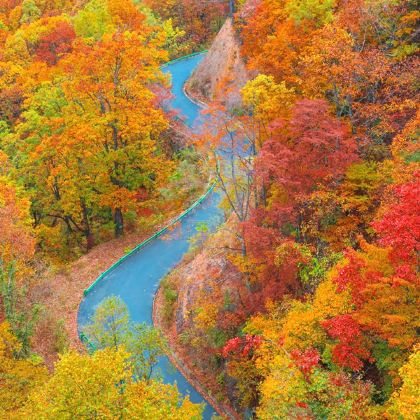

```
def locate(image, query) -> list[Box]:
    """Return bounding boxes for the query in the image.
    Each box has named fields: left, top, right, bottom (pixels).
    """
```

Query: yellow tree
left=13, top=20, right=173, bottom=246
left=0, top=322, right=48, bottom=418
left=241, top=74, right=295, bottom=147
left=55, top=29, right=171, bottom=237
left=387, top=346, right=420, bottom=419
left=0, top=152, right=35, bottom=269
left=22, top=348, right=203, bottom=419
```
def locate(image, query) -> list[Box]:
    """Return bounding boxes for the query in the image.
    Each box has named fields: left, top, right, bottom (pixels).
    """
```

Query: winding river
left=77, top=54, right=224, bottom=418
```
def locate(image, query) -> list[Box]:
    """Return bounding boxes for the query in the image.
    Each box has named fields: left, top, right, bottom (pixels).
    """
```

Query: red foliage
left=373, top=176, right=420, bottom=264
left=322, top=314, right=370, bottom=371
left=222, top=336, right=241, bottom=358
left=242, top=99, right=358, bottom=306
left=256, top=99, right=357, bottom=197
left=334, top=249, right=367, bottom=305
left=394, top=263, right=418, bottom=285
left=222, top=334, right=263, bottom=358
left=242, top=220, right=282, bottom=288
left=35, top=21, right=76, bottom=65
left=290, top=348, right=320, bottom=380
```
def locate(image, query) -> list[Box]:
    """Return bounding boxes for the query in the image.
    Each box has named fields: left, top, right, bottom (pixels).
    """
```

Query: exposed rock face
left=154, top=223, right=246, bottom=412
left=153, top=229, right=244, bottom=415
left=185, top=18, right=250, bottom=109
left=174, top=250, right=240, bottom=333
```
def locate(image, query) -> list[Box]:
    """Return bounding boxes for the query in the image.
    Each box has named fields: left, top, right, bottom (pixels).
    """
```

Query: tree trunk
left=81, top=200, right=94, bottom=250
left=114, top=207, right=124, bottom=237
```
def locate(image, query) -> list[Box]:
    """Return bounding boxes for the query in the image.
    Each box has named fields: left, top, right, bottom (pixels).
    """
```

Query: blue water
left=78, top=54, right=224, bottom=418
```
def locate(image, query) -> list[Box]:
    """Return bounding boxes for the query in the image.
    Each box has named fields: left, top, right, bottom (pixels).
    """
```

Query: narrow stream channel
left=77, top=53, right=224, bottom=419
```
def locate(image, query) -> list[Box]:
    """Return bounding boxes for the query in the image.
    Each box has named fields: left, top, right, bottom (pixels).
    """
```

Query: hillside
left=185, top=17, right=250, bottom=108
left=0, top=0, right=419, bottom=418
left=158, top=0, right=420, bottom=417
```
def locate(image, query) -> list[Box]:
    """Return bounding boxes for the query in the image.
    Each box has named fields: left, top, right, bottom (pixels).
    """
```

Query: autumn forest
left=0, top=0, right=419, bottom=419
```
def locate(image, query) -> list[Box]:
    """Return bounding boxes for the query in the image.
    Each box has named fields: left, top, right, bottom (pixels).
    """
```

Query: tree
left=332, top=241, right=419, bottom=351
left=34, top=19, right=75, bottom=65
left=373, top=177, right=420, bottom=264
left=73, top=0, right=114, bottom=40
left=242, top=74, right=295, bottom=124
left=241, top=74, right=295, bottom=150
left=82, top=295, right=130, bottom=350
left=20, top=0, right=41, bottom=24
left=232, top=99, right=357, bottom=299
left=240, top=0, right=418, bottom=151
left=13, top=23, right=173, bottom=245
left=0, top=170, right=35, bottom=268
left=257, top=99, right=357, bottom=199
left=0, top=61, right=25, bottom=124
left=285, top=0, right=335, bottom=26
left=198, top=103, right=256, bottom=256
left=129, top=323, right=168, bottom=381
left=0, top=262, right=41, bottom=357
left=83, top=296, right=167, bottom=381
left=320, top=162, right=384, bottom=250
left=144, top=0, right=228, bottom=48
left=0, top=322, right=48, bottom=417
left=387, top=346, right=420, bottom=419
left=57, top=30, right=171, bottom=237
left=322, top=314, right=371, bottom=371
left=22, top=348, right=203, bottom=419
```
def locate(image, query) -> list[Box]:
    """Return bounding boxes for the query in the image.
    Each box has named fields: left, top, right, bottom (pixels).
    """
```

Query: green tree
left=73, top=0, right=115, bottom=40
left=83, top=296, right=167, bottom=381
left=82, top=295, right=130, bottom=350
left=0, top=262, right=41, bottom=357
left=130, top=323, right=168, bottom=381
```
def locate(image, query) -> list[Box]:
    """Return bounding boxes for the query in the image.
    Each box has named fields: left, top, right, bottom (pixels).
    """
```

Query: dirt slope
left=154, top=223, right=246, bottom=415
left=185, top=18, right=250, bottom=109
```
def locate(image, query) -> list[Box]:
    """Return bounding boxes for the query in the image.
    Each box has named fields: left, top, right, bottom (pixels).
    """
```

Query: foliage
left=0, top=262, right=41, bottom=357
left=21, top=348, right=203, bottom=419
left=387, top=346, right=420, bottom=419
left=373, top=177, right=420, bottom=264
left=0, top=169, right=35, bottom=269
left=161, top=276, right=178, bottom=324
left=144, top=0, right=229, bottom=50
left=0, top=0, right=418, bottom=416
left=0, top=0, right=208, bottom=260
left=83, top=296, right=167, bottom=381
left=0, top=322, right=48, bottom=417
left=82, top=295, right=130, bottom=350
